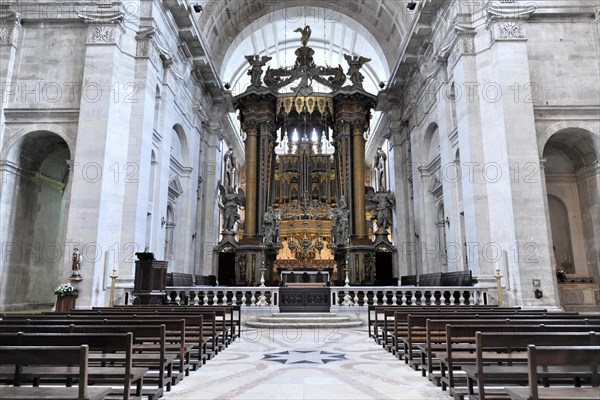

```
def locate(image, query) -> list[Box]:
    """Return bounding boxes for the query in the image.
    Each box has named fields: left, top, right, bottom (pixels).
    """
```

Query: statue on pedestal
left=218, top=181, right=246, bottom=232
left=70, top=248, right=82, bottom=280
left=245, top=55, right=272, bottom=87
left=262, top=206, right=279, bottom=244
left=367, top=188, right=395, bottom=233
left=331, top=196, right=350, bottom=247
left=344, top=54, right=371, bottom=88
left=375, top=147, right=387, bottom=190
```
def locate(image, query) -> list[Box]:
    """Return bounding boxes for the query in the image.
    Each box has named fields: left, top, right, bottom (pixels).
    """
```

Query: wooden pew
left=0, top=333, right=146, bottom=400
left=440, top=320, right=600, bottom=398
left=402, top=312, right=598, bottom=370
left=9, top=310, right=208, bottom=360
left=0, top=345, right=112, bottom=400
left=370, top=305, right=506, bottom=347
left=82, top=310, right=216, bottom=361
left=424, top=319, right=600, bottom=382
left=463, top=332, right=600, bottom=400
left=505, top=345, right=600, bottom=400
left=0, top=323, right=175, bottom=396
left=391, top=310, right=564, bottom=361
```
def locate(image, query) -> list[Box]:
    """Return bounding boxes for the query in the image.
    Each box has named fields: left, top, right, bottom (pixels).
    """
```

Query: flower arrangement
left=54, top=283, right=79, bottom=297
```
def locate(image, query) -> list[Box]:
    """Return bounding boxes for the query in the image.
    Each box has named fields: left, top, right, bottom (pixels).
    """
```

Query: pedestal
left=55, top=296, right=76, bottom=312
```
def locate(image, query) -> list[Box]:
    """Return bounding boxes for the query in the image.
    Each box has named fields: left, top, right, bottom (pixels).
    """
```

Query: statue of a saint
left=331, top=196, right=350, bottom=246
left=71, top=248, right=81, bottom=277
left=218, top=181, right=246, bottom=232
left=262, top=206, right=278, bottom=244
left=344, top=54, right=371, bottom=88
left=375, top=147, right=387, bottom=190
left=367, top=188, right=396, bottom=233
left=224, top=149, right=236, bottom=187
left=245, top=55, right=272, bottom=87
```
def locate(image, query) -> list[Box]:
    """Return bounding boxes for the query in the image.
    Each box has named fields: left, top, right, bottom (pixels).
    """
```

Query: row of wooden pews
left=369, top=305, right=600, bottom=400
left=0, top=304, right=241, bottom=400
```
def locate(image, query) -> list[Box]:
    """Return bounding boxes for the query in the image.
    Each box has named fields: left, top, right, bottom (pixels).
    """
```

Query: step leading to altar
left=245, top=312, right=363, bottom=329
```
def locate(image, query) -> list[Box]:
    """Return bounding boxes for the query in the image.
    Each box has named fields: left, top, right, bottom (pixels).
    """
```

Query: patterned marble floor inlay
left=263, top=350, right=347, bottom=364
left=163, top=326, right=450, bottom=400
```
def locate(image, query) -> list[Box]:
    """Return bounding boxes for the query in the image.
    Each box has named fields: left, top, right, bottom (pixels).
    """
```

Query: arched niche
left=542, top=128, right=599, bottom=280
left=1, top=131, right=71, bottom=311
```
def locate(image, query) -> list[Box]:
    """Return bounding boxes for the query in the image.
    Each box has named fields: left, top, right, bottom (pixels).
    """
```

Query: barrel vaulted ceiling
left=195, top=0, right=415, bottom=78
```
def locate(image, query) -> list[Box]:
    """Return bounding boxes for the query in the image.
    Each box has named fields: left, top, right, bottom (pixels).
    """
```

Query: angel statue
left=344, top=54, right=371, bottom=88
left=218, top=180, right=246, bottom=232
left=294, top=25, right=312, bottom=47
left=245, top=55, right=272, bottom=87
left=366, top=187, right=396, bottom=233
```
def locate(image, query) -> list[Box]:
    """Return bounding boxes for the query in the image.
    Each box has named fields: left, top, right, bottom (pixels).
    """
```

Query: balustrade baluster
left=401, top=291, right=407, bottom=305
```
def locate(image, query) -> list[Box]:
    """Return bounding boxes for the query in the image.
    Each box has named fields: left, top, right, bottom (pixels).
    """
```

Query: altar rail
left=154, top=286, right=492, bottom=307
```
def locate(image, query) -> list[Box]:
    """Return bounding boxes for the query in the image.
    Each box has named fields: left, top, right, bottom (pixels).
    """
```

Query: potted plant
left=54, top=282, right=78, bottom=312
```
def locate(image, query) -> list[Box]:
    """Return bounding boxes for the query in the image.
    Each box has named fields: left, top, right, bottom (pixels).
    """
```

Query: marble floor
left=164, top=326, right=449, bottom=400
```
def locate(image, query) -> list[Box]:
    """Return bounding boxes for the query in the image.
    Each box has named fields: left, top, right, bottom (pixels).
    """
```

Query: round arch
left=200, top=2, right=409, bottom=75
left=171, top=124, right=190, bottom=166
left=538, top=122, right=600, bottom=157
left=1, top=124, right=73, bottom=162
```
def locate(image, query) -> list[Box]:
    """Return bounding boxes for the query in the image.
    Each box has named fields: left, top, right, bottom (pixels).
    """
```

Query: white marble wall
left=0, top=1, right=231, bottom=310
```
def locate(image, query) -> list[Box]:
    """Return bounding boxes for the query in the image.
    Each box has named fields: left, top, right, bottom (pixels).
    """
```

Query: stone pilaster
left=63, top=10, right=131, bottom=307
left=0, top=11, right=20, bottom=148
left=443, top=23, right=493, bottom=278
left=388, top=120, right=416, bottom=277
left=482, top=3, right=559, bottom=308
left=197, top=124, right=222, bottom=276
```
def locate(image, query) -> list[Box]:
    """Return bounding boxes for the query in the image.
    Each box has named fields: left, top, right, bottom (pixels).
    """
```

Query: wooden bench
left=370, top=305, right=506, bottom=345
left=463, top=332, right=600, bottom=400
left=0, top=320, right=170, bottom=398
left=391, top=310, right=561, bottom=361
left=505, top=345, right=600, bottom=400
left=0, top=329, right=148, bottom=399
left=440, top=321, right=600, bottom=398
left=80, top=309, right=217, bottom=361
left=423, top=320, right=600, bottom=382
left=0, top=345, right=111, bottom=400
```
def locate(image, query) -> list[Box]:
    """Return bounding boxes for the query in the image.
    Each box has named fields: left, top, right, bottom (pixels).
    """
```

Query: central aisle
left=164, top=326, right=448, bottom=400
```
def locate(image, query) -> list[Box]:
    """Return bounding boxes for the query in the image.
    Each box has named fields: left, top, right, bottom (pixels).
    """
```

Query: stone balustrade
left=120, top=285, right=493, bottom=308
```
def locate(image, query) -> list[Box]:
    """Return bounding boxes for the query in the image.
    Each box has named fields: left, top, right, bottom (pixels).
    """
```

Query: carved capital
left=135, top=28, right=162, bottom=68
left=486, top=3, right=537, bottom=43
left=447, top=25, right=476, bottom=69
left=0, top=11, right=20, bottom=46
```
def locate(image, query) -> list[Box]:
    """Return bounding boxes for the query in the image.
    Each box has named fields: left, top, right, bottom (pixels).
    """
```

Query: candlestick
left=495, top=262, right=503, bottom=307
left=109, top=265, right=119, bottom=307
